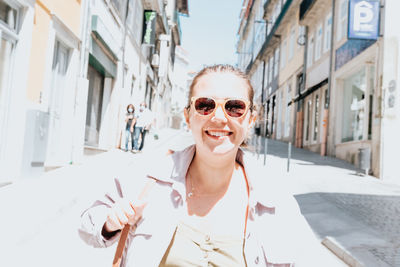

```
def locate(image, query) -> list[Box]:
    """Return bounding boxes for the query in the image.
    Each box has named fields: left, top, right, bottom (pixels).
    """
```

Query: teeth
left=208, top=131, right=230, bottom=137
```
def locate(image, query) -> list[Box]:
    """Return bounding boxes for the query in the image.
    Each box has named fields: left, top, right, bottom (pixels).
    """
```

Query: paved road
left=251, top=137, right=400, bottom=267
left=2, top=129, right=400, bottom=266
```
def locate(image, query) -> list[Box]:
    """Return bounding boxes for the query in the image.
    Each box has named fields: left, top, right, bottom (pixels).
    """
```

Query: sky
left=180, top=0, right=244, bottom=72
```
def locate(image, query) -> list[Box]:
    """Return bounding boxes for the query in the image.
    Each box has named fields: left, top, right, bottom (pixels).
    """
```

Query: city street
left=1, top=129, right=399, bottom=266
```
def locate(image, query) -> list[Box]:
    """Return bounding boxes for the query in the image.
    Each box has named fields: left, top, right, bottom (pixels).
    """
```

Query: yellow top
left=159, top=221, right=246, bottom=267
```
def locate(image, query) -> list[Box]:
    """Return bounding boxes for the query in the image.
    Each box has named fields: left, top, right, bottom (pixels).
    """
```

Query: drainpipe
left=321, top=0, right=336, bottom=156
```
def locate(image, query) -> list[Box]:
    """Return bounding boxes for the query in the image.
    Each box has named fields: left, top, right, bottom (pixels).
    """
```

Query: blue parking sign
left=348, top=0, right=380, bottom=40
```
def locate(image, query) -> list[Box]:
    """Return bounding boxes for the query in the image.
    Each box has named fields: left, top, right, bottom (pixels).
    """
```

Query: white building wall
left=0, top=1, right=35, bottom=182
left=380, top=0, right=400, bottom=184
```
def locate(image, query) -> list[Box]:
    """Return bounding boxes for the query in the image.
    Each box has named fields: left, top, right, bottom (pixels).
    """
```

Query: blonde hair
left=187, top=64, right=254, bottom=110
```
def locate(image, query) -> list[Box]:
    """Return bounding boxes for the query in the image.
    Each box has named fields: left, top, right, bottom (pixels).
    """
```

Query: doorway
left=85, top=65, right=105, bottom=146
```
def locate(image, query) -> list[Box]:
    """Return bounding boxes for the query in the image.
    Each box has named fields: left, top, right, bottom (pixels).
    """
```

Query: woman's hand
left=103, top=198, right=146, bottom=234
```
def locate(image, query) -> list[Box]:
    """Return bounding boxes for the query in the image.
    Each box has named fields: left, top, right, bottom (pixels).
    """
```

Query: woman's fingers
left=104, top=198, right=147, bottom=234
left=120, top=200, right=136, bottom=224
left=114, top=203, right=129, bottom=225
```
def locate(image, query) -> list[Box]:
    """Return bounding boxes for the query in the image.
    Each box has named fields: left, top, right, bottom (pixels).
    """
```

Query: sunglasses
left=189, top=97, right=251, bottom=118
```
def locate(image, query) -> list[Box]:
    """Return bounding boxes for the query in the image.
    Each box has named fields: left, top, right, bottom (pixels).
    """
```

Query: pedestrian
left=132, top=102, right=153, bottom=152
left=79, top=65, right=331, bottom=266
left=124, top=104, right=136, bottom=152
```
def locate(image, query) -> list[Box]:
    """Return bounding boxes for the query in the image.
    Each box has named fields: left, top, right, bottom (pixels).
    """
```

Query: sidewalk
left=0, top=128, right=191, bottom=267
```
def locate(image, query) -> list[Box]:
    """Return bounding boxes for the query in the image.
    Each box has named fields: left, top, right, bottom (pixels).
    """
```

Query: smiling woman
left=79, top=64, right=333, bottom=267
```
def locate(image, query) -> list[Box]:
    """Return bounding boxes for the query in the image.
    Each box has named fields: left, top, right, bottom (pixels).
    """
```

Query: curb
left=322, top=236, right=363, bottom=267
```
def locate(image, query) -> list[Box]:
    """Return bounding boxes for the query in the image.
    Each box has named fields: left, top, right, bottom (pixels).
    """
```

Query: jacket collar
left=146, top=144, right=277, bottom=211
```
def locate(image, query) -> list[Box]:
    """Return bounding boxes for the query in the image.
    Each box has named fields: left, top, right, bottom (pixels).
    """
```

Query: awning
left=289, top=78, right=328, bottom=106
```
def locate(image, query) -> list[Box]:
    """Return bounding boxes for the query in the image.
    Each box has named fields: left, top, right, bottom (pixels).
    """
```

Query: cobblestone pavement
left=252, top=137, right=400, bottom=267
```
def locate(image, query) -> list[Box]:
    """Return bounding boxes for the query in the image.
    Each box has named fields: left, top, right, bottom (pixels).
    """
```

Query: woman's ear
left=248, top=111, right=257, bottom=129
left=184, top=107, right=190, bottom=128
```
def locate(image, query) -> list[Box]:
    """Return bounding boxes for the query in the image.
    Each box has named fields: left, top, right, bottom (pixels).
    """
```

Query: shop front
left=334, top=64, right=377, bottom=173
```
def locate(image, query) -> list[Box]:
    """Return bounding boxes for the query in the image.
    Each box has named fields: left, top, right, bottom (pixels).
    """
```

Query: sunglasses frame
left=189, top=96, right=252, bottom=119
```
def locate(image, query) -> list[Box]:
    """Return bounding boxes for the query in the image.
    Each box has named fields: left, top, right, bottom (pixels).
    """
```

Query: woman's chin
left=209, top=142, right=236, bottom=154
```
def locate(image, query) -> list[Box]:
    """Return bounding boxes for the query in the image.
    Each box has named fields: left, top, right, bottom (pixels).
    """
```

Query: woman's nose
left=212, top=105, right=227, bottom=122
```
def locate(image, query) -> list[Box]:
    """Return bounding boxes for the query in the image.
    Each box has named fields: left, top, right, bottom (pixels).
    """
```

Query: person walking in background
left=79, top=65, right=332, bottom=266
left=133, top=102, right=154, bottom=152
left=124, top=104, right=136, bottom=152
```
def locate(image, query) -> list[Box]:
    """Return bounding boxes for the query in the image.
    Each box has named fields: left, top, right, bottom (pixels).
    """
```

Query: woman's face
left=185, top=72, right=255, bottom=155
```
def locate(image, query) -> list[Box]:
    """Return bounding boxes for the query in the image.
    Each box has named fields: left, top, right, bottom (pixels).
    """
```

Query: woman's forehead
left=193, top=73, right=249, bottom=98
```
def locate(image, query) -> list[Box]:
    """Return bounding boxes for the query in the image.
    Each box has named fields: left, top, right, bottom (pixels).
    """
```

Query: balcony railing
left=299, top=0, right=316, bottom=20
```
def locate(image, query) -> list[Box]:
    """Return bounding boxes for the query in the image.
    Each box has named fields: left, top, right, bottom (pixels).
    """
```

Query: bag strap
left=112, top=178, right=156, bottom=267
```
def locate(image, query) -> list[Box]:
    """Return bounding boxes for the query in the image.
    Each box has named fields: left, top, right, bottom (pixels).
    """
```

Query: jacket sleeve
left=78, top=198, right=121, bottom=248
left=78, top=165, right=149, bottom=248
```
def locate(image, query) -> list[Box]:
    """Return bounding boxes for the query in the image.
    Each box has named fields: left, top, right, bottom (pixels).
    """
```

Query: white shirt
left=135, top=108, right=153, bottom=128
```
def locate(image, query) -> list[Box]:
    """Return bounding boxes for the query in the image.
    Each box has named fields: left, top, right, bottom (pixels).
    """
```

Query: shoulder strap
left=112, top=178, right=156, bottom=267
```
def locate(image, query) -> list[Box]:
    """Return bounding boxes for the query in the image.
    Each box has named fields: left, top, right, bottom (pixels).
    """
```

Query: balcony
left=299, top=0, right=316, bottom=20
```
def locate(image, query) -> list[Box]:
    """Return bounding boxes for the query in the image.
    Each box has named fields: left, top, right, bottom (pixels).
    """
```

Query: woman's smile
left=205, top=129, right=233, bottom=140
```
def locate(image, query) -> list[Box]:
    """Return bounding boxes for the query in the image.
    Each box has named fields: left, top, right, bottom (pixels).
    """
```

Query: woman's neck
left=188, top=147, right=238, bottom=194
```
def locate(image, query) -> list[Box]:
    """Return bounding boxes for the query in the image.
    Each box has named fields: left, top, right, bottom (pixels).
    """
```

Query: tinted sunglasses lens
left=194, top=97, right=216, bottom=115
left=225, top=100, right=247, bottom=117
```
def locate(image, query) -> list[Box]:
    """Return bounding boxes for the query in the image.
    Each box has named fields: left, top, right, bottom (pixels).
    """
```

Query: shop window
left=341, top=68, right=366, bottom=142
left=305, top=99, right=312, bottom=141
left=284, top=84, right=292, bottom=137
left=313, top=94, right=319, bottom=141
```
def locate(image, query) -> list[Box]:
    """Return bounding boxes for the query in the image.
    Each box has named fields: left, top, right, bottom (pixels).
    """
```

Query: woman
left=80, top=65, right=331, bottom=266
left=124, top=104, right=136, bottom=152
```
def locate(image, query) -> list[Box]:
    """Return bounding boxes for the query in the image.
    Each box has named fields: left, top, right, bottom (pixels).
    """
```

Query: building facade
left=239, top=0, right=398, bottom=183
left=0, top=0, right=189, bottom=184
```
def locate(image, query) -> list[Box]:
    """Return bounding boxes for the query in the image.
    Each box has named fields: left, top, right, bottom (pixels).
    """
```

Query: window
left=315, top=24, right=323, bottom=61
left=341, top=68, right=366, bottom=142
left=323, top=13, right=332, bottom=53
left=281, top=39, right=287, bottom=69
left=298, top=26, right=305, bottom=49
left=264, top=61, right=269, bottom=89
left=337, top=0, right=348, bottom=41
left=269, top=56, right=273, bottom=82
left=307, top=34, right=314, bottom=68
left=284, top=84, right=292, bottom=137
left=0, top=1, right=19, bottom=157
left=313, top=94, right=319, bottom=141
left=127, top=0, right=143, bottom=45
left=0, top=1, right=18, bottom=32
left=110, top=0, right=127, bottom=19
left=274, top=48, right=279, bottom=78
left=288, top=26, right=295, bottom=60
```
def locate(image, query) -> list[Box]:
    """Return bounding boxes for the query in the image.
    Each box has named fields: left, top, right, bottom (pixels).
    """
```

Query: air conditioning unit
left=151, top=54, right=160, bottom=67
